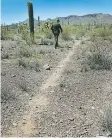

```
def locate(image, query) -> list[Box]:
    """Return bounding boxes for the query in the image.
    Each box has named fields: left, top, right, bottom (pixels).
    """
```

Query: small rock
left=108, top=134, right=112, bottom=137
left=79, top=106, right=82, bottom=109
left=53, top=112, right=56, bottom=115
left=69, top=118, right=74, bottom=121
left=91, top=106, right=95, bottom=110
left=31, top=94, right=34, bottom=97
left=73, top=125, right=76, bottom=128
left=22, top=121, right=26, bottom=124
left=6, top=106, right=8, bottom=109
left=11, top=74, right=16, bottom=77
left=60, top=120, right=63, bottom=123
left=13, top=123, right=17, bottom=127
left=100, top=110, right=104, bottom=114
left=68, top=46, right=72, bottom=48
left=43, top=64, right=51, bottom=70
left=84, top=113, right=86, bottom=116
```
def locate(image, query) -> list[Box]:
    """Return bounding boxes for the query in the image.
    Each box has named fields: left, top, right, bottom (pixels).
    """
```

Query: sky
left=1, top=0, right=112, bottom=25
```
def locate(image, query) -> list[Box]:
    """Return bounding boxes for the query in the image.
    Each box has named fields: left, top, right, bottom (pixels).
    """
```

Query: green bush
left=61, top=26, right=71, bottom=41
left=90, top=28, right=112, bottom=38
left=44, top=30, right=53, bottom=39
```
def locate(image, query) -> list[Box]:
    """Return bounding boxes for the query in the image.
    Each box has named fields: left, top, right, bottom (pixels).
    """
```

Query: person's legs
left=53, top=34, right=57, bottom=49
left=55, top=34, right=59, bottom=49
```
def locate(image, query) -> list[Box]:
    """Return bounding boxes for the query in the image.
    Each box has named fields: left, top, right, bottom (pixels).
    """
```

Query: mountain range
left=21, top=13, right=112, bottom=25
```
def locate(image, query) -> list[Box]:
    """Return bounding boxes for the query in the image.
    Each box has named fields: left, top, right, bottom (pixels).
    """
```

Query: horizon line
left=1, top=12, right=112, bottom=25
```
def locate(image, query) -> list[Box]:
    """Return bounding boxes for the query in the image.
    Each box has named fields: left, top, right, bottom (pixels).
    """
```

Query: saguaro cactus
left=38, top=16, right=40, bottom=26
left=38, top=16, right=40, bottom=31
left=27, top=2, right=34, bottom=40
left=68, top=19, right=69, bottom=25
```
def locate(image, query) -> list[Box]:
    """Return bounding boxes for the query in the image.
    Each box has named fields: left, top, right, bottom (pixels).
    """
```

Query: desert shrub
left=82, top=42, right=112, bottom=70
left=44, top=30, right=53, bottom=39
left=21, top=29, right=29, bottom=40
left=16, top=45, right=33, bottom=58
left=61, top=26, right=72, bottom=41
left=81, top=40, right=86, bottom=44
left=75, top=36, right=80, bottom=40
left=1, top=45, right=11, bottom=59
left=1, top=87, right=16, bottom=102
left=102, top=105, right=112, bottom=136
left=98, top=29, right=112, bottom=37
left=91, top=28, right=112, bottom=38
left=59, top=83, right=66, bottom=88
left=108, top=36, right=112, bottom=43
left=1, top=49, right=10, bottom=59
left=39, top=49, right=46, bottom=55
left=21, top=30, right=35, bottom=45
left=89, top=34, right=97, bottom=42
left=18, top=58, right=29, bottom=68
left=28, top=61, right=41, bottom=72
left=18, top=79, right=29, bottom=92
left=1, top=27, right=15, bottom=40
left=34, top=46, right=55, bottom=56
left=18, top=58, right=41, bottom=72
left=40, top=38, right=54, bottom=45
left=75, top=28, right=86, bottom=38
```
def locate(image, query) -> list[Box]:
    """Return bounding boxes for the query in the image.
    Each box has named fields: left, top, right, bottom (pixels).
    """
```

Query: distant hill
left=21, top=13, right=112, bottom=25
left=20, top=18, right=43, bottom=25
left=57, top=13, right=112, bottom=25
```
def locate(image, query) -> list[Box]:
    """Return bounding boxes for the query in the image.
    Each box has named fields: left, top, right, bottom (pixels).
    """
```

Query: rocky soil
left=1, top=37, right=112, bottom=137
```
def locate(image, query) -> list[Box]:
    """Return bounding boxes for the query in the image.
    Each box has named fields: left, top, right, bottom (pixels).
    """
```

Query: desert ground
left=1, top=22, right=112, bottom=137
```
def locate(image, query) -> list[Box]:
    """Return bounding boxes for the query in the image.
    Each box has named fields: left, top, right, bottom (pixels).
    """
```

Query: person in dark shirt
left=51, top=19, right=63, bottom=49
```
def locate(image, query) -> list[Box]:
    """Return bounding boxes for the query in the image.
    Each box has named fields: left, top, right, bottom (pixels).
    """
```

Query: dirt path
left=5, top=40, right=82, bottom=137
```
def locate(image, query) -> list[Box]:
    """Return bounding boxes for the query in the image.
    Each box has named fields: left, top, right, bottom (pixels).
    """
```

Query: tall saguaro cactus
left=38, top=16, right=40, bottom=26
left=27, top=2, right=34, bottom=40
left=38, top=16, right=40, bottom=31
left=68, top=19, right=69, bottom=25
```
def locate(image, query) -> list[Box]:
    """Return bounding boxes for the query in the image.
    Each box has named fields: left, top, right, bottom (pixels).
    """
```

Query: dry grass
left=1, top=49, right=10, bottom=59
left=81, top=40, right=112, bottom=70
left=40, top=38, right=54, bottom=45
left=16, top=43, right=33, bottom=58
left=18, top=79, right=30, bottom=92
left=1, top=87, right=16, bottom=102
left=44, top=30, right=53, bottom=39
left=18, top=58, right=41, bottom=72
left=102, top=105, right=112, bottom=136
left=18, top=58, right=29, bottom=68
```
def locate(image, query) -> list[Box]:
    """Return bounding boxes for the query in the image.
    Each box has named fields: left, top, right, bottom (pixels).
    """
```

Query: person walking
left=51, top=19, right=63, bottom=49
